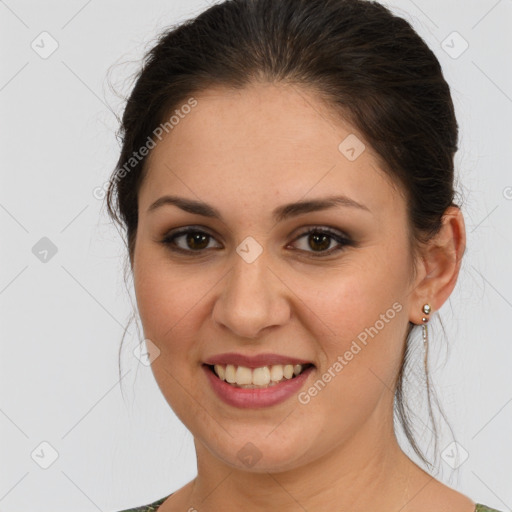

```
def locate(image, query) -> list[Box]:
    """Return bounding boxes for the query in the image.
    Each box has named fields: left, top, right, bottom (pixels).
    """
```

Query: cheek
left=135, top=268, right=197, bottom=344
left=134, top=240, right=188, bottom=330
left=300, top=248, right=411, bottom=404
left=132, top=251, right=209, bottom=417
left=133, top=248, right=185, bottom=348
left=307, top=251, right=409, bottom=347
left=133, top=248, right=218, bottom=366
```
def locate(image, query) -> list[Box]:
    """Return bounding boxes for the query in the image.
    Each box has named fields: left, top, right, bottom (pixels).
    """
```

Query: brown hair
left=105, top=0, right=461, bottom=470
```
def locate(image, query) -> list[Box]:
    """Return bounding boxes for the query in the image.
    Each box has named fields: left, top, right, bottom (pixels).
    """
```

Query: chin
left=199, top=427, right=317, bottom=474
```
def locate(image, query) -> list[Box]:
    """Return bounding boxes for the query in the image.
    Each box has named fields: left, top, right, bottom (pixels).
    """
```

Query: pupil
left=309, top=233, right=330, bottom=251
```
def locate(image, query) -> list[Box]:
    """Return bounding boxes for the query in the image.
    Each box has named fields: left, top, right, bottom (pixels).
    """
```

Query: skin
left=132, top=82, right=470, bottom=512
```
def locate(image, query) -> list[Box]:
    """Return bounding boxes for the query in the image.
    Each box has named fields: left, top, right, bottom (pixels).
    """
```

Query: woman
left=105, top=0, right=502, bottom=510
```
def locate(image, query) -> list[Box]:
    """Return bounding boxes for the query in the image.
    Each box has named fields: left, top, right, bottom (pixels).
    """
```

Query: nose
left=212, top=251, right=291, bottom=339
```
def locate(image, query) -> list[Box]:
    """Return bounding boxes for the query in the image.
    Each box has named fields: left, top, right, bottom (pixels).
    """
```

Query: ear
left=408, top=206, right=466, bottom=324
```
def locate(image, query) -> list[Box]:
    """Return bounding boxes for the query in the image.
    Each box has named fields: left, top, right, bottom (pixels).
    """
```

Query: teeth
left=269, top=365, right=283, bottom=382
left=212, top=363, right=308, bottom=388
left=215, top=364, right=226, bottom=381
left=225, top=364, right=236, bottom=384
left=283, top=364, right=294, bottom=379
left=252, top=366, right=271, bottom=386
left=235, top=365, right=253, bottom=385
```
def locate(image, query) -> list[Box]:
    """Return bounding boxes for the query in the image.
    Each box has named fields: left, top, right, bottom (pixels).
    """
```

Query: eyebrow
left=147, top=194, right=371, bottom=222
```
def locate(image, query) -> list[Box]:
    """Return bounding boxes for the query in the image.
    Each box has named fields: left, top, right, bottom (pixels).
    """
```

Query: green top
left=116, top=495, right=504, bottom=512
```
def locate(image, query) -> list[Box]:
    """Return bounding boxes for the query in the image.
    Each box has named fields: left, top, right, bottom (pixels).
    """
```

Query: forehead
left=138, top=83, right=404, bottom=220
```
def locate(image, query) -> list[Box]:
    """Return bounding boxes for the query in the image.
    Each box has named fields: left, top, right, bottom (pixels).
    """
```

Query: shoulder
left=115, top=495, right=170, bottom=512
left=406, top=474, right=501, bottom=512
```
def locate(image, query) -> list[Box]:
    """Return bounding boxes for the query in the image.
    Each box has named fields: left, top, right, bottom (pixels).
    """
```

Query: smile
left=202, top=363, right=316, bottom=408
left=210, top=363, right=313, bottom=388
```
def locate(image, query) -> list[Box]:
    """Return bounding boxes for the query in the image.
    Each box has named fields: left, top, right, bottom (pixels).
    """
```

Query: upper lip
left=203, top=352, right=315, bottom=368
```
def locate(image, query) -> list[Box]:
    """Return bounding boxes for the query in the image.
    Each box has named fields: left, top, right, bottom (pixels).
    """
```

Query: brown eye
left=183, top=232, right=210, bottom=250
left=291, top=227, right=353, bottom=257
left=307, top=232, right=332, bottom=252
left=161, top=228, right=221, bottom=253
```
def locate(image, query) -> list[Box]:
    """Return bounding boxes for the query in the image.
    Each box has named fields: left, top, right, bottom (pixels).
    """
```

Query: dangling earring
left=421, top=303, right=431, bottom=346
left=421, top=303, right=432, bottom=385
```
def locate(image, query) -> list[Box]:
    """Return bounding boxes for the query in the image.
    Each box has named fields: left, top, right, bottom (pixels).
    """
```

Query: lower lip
left=203, top=364, right=315, bottom=408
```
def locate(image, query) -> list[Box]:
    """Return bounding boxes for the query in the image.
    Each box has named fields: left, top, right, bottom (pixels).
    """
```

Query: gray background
left=1, top=0, right=511, bottom=511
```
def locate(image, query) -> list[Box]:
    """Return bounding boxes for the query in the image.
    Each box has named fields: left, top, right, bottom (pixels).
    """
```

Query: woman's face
left=133, top=83, right=420, bottom=473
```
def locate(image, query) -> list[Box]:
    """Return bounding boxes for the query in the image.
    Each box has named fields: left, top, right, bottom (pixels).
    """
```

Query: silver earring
left=421, top=303, right=431, bottom=345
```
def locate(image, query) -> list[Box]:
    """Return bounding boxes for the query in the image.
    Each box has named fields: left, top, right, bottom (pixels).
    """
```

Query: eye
left=289, top=226, right=354, bottom=257
left=160, top=227, right=221, bottom=254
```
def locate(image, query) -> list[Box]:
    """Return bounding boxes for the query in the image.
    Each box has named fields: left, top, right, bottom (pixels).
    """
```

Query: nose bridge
left=212, top=245, right=289, bottom=339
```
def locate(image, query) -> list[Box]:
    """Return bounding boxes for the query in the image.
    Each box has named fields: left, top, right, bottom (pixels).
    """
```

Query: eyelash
left=159, top=226, right=354, bottom=258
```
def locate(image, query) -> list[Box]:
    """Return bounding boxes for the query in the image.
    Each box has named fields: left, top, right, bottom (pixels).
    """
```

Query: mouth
left=204, top=362, right=315, bottom=389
